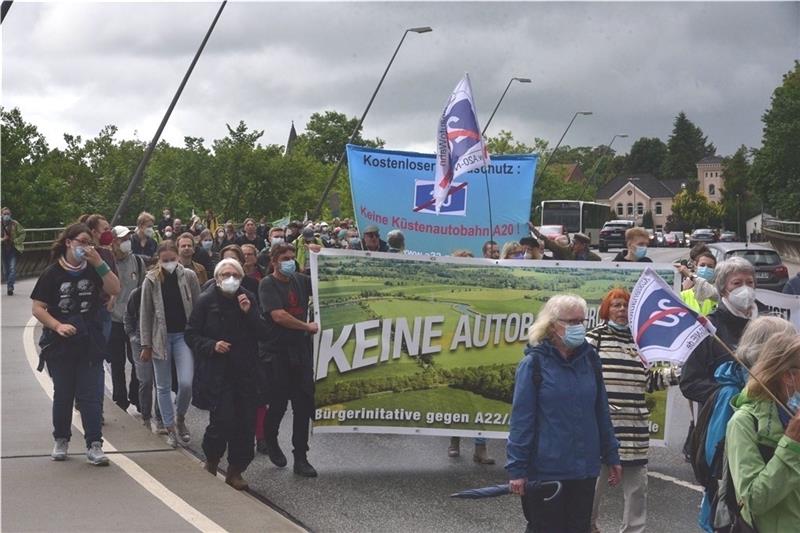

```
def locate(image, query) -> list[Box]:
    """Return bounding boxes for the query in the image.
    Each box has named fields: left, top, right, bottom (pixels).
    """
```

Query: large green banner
left=311, top=249, right=676, bottom=443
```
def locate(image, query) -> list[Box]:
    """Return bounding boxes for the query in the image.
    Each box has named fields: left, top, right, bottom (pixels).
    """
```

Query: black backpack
left=689, top=387, right=724, bottom=488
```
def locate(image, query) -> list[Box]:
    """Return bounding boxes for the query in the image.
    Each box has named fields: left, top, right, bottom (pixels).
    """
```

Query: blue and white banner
left=629, top=268, right=716, bottom=365
left=346, top=145, right=537, bottom=256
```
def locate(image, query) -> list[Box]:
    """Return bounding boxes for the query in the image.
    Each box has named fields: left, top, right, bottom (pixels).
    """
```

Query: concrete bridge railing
left=764, top=219, right=800, bottom=264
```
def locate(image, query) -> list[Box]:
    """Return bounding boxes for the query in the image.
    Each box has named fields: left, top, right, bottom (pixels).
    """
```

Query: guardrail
left=763, top=218, right=800, bottom=263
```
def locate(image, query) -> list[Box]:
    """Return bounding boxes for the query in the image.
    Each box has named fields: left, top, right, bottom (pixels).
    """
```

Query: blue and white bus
left=540, top=200, right=612, bottom=246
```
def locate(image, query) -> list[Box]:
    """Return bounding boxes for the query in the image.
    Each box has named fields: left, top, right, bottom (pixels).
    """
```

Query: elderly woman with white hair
left=506, top=294, right=621, bottom=533
left=696, top=316, right=796, bottom=532
left=681, top=256, right=768, bottom=405
left=184, top=258, right=269, bottom=491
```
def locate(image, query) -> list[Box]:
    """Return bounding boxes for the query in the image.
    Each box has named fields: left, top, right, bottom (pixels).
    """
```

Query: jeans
left=522, top=477, right=597, bottom=533
left=109, top=322, right=140, bottom=410
left=130, top=337, right=161, bottom=422
left=203, top=387, right=256, bottom=470
left=47, top=352, right=104, bottom=448
left=152, top=332, right=193, bottom=428
left=591, top=464, right=648, bottom=533
left=264, top=362, right=314, bottom=458
left=1, top=247, right=16, bottom=290
left=97, top=309, right=112, bottom=413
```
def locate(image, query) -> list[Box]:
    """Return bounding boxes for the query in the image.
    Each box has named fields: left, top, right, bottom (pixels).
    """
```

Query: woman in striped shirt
left=587, top=288, right=649, bottom=533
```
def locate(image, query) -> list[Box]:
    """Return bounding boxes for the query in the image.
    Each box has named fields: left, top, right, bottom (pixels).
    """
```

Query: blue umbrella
left=450, top=480, right=562, bottom=500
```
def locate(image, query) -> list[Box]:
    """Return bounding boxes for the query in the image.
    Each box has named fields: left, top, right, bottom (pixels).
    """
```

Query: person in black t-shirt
left=236, top=218, right=266, bottom=252
left=31, top=223, right=121, bottom=465
left=612, top=227, right=654, bottom=263
left=259, top=243, right=319, bottom=477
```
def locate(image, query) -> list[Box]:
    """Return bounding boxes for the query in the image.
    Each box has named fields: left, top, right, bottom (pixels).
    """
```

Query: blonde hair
left=500, top=241, right=522, bottom=259
left=137, top=211, right=155, bottom=228
left=737, top=316, right=797, bottom=369
left=745, top=332, right=800, bottom=401
left=625, top=227, right=649, bottom=243
left=452, top=249, right=474, bottom=258
left=528, top=294, right=588, bottom=345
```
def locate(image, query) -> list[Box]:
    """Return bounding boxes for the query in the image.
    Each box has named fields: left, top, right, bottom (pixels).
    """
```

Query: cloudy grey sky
left=3, top=1, right=799, bottom=157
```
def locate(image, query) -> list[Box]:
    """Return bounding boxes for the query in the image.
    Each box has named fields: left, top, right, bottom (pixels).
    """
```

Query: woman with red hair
left=587, top=287, right=650, bottom=533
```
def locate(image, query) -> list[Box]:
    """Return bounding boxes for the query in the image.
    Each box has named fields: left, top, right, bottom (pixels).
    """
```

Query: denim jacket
left=506, top=340, right=620, bottom=481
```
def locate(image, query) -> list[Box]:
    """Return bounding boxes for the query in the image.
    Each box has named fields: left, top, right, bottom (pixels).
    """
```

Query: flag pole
left=711, top=334, right=794, bottom=417
left=482, top=168, right=495, bottom=249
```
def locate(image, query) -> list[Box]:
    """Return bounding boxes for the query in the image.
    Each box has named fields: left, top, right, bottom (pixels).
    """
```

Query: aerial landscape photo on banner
left=346, top=145, right=537, bottom=256
left=310, top=250, right=678, bottom=442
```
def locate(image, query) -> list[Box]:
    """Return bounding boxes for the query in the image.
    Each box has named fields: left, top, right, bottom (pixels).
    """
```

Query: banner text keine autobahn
left=315, top=312, right=534, bottom=380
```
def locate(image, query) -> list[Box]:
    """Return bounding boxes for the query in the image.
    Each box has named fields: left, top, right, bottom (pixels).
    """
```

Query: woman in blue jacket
left=506, top=294, right=621, bottom=533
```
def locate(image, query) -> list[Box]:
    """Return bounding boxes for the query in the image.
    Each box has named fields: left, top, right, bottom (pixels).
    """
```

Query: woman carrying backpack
left=506, top=294, right=621, bottom=533
left=726, top=331, right=800, bottom=533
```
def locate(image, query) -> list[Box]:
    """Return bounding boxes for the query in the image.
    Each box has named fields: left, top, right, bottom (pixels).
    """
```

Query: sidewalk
left=1, top=278, right=304, bottom=532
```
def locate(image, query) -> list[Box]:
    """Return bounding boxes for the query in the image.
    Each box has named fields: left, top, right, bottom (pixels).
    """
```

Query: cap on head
left=112, top=225, right=132, bottom=239
left=364, top=225, right=380, bottom=235
left=302, top=227, right=315, bottom=239
left=573, top=232, right=591, bottom=245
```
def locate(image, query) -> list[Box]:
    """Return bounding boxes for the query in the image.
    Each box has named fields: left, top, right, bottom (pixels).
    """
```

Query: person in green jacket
left=1, top=206, right=26, bottom=296
left=726, top=331, right=800, bottom=533
left=678, top=251, right=718, bottom=316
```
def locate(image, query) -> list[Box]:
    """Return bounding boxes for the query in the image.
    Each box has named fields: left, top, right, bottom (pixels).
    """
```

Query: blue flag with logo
left=629, top=268, right=716, bottom=365
left=346, top=145, right=537, bottom=256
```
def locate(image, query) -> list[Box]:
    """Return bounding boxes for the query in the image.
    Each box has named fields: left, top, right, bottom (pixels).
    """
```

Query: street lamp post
left=311, top=26, right=432, bottom=219
left=629, top=176, right=641, bottom=225
left=579, top=133, right=628, bottom=200
left=481, top=77, right=532, bottom=137
left=536, top=111, right=593, bottom=179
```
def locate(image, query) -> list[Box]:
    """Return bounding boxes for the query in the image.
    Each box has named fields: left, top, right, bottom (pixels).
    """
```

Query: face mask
left=511, top=253, right=525, bottom=259
left=219, top=276, right=241, bottom=294
left=271, top=237, right=284, bottom=246
left=217, top=232, right=225, bottom=240
left=727, top=285, right=755, bottom=311
left=523, top=252, right=533, bottom=260
left=119, top=240, right=132, bottom=254
left=696, top=266, right=715, bottom=282
left=201, top=240, right=213, bottom=250
left=164, top=231, right=173, bottom=239
left=608, top=320, right=628, bottom=331
left=99, top=230, right=114, bottom=246
left=634, top=245, right=647, bottom=259
left=2, top=214, right=10, bottom=222
left=787, top=375, right=800, bottom=414
left=72, top=245, right=87, bottom=261
left=561, top=324, right=586, bottom=349
left=279, top=260, right=296, bottom=276
left=144, top=227, right=155, bottom=238
left=349, top=238, right=361, bottom=248
left=163, top=213, right=171, bottom=220
left=161, top=261, right=178, bottom=274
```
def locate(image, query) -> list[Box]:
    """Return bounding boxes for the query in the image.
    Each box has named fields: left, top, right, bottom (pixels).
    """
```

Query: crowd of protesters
left=17, top=205, right=800, bottom=532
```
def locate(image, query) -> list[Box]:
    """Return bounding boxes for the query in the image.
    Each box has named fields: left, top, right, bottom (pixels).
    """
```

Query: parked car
left=718, top=231, right=739, bottom=242
left=689, top=228, right=717, bottom=247
left=707, top=243, right=789, bottom=292
left=655, top=231, right=665, bottom=247
left=599, top=220, right=635, bottom=252
left=646, top=229, right=657, bottom=248
left=664, top=232, right=679, bottom=247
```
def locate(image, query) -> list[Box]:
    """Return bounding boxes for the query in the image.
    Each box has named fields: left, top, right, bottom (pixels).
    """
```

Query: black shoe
left=256, top=439, right=269, bottom=455
left=6, top=287, right=12, bottom=296
left=265, top=441, right=287, bottom=467
left=293, top=458, right=318, bottom=478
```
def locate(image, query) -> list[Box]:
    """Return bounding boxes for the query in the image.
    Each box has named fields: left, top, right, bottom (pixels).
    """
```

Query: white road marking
left=23, top=317, right=227, bottom=533
left=648, top=470, right=704, bottom=493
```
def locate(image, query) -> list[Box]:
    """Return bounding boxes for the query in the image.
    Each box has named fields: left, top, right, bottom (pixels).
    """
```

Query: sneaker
left=166, top=430, right=180, bottom=449
left=7, top=287, right=13, bottom=296
left=86, top=441, right=109, bottom=466
left=265, top=440, right=287, bottom=468
left=154, top=418, right=168, bottom=435
left=293, top=457, right=318, bottom=478
left=51, top=438, right=69, bottom=461
left=176, top=416, right=191, bottom=444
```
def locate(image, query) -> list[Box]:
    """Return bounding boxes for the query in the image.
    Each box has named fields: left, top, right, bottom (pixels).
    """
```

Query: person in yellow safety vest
left=678, top=251, right=718, bottom=315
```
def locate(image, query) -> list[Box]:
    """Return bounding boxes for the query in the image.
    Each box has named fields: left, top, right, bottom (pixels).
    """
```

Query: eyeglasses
left=218, top=272, right=242, bottom=280
left=557, top=318, right=589, bottom=326
left=71, top=238, right=92, bottom=246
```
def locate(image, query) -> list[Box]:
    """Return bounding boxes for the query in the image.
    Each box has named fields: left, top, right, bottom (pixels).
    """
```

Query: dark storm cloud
left=3, top=2, right=798, bottom=156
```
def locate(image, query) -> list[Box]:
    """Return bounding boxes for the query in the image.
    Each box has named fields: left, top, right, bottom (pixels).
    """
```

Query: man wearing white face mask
left=108, top=226, right=146, bottom=412
left=681, top=257, right=767, bottom=405
left=132, top=211, right=158, bottom=259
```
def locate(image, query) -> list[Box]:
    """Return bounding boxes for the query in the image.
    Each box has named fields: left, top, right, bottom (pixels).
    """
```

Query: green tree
left=1, top=107, right=51, bottom=224
left=660, top=112, right=716, bottom=184
left=671, top=189, right=723, bottom=229
left=625, top=137, right=667, bottom=177
left=296, top=110, right=384, bottom=164
left=486, top=130, right=536, bottom=155
left=720, top=145, right=756, bottom=235
left=642, top=210, right=654, bottom=229
left=750, top=61, right=800, bottom=219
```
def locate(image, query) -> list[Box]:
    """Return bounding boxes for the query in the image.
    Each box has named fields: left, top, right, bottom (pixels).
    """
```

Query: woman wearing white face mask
left=139, top=240, right=200, bottom=447
left=184, top=258, right=269, bottom=490
left=725, top=331, right=800, bottom=533
left=131, top=211, right=158, bottom=258
left=681, top=257, right=766, bottom=406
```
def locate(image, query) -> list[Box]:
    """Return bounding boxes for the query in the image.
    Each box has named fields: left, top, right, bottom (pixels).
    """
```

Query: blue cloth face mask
left=562, top=324, right=586, bottom=349
left=279, top=260, right=296, bottom=276
left=787, top=375, right=800, bottom=414
left=73, top=245, right=87, bottom=261
left=634, top=246, right=647, bottom=259
left=696, top=266, right=715, bottom=281
left=608, top=320, right=629, bottom=331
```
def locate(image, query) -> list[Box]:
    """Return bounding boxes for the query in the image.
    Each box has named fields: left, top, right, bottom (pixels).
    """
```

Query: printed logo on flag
left=414, top=180, right=467, bottom=216
left=635, top=288, right=698, bottom=348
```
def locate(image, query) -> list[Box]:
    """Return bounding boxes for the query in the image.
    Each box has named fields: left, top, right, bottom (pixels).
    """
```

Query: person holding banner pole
left=587, top=288, right=649, bottom=533
left=680, top=257, right=766, bottom=406
left=506, top=294, right=621, bottom=533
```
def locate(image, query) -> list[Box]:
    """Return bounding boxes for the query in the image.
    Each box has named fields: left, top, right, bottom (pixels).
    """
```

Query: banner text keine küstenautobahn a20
left=310, top=249, right=680, bottom=440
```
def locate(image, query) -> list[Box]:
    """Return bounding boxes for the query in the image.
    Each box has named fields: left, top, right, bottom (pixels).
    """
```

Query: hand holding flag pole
left=629, top=268, right=793, bottom=417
